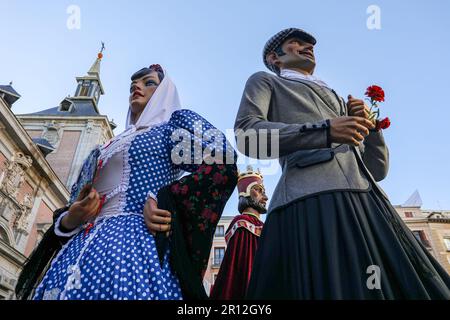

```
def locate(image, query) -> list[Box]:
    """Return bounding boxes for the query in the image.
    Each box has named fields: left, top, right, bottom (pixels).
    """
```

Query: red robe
left=210, top=213, right=264, bottom=300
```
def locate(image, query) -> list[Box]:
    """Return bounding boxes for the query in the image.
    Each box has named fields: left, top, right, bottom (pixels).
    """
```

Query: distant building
left=395, top=190, right=450, bottom=275
left=203, top=216, right=234, bottom=294
left=0, top=50, right=115, bottom=299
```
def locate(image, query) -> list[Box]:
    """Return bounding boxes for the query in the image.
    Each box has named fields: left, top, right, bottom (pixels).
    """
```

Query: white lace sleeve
left=54, top=211, right=83, bottom=237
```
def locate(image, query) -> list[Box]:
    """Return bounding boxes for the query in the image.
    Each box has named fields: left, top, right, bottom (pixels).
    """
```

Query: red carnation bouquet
left=365, top=85, right=390, bottom=131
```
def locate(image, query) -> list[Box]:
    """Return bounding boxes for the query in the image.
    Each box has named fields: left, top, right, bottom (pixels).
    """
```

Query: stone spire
left=87, top=42, right=105, bottom=77
left=73, top=43, right=106, bottom=111
left=402, top=190, right=423, bottom=208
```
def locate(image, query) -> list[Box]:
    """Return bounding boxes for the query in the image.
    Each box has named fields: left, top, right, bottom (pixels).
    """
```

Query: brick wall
left=24, top=200, right=53, bottom=257
left=46, top=130, right=81, bottom=184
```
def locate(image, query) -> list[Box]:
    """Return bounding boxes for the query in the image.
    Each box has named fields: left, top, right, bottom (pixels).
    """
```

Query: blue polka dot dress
left=33, top=109, right=227, bottom=300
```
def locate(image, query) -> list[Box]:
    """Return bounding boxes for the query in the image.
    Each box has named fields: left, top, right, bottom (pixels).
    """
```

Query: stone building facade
left=395, top=191, right=450, bottom=275
left=0, top=85, right=69, bottom=299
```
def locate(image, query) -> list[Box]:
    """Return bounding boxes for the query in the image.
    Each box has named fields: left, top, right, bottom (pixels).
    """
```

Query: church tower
left=72, top=43, right=105, bottom=112
left=17, top=45, right=116, bottom=190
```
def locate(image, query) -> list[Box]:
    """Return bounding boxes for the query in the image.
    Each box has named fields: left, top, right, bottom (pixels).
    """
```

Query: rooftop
left=0, top=84, right=21, bottom=106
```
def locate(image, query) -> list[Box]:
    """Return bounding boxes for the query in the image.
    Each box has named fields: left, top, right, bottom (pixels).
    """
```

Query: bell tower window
left=80, top=80, right=91, bottom=96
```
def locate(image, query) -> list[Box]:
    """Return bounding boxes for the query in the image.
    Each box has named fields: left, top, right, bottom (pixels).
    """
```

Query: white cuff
left=146, top=190, right=158, bottom=203
left=54, top=211, right=83, bottom=237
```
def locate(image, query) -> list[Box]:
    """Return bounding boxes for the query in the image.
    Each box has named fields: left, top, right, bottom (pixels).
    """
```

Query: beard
left=247, top=196, right=267, bottom=214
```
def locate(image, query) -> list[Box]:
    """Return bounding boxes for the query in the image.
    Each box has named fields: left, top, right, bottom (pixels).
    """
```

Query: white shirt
left=280, top=69, right=330, bottom=89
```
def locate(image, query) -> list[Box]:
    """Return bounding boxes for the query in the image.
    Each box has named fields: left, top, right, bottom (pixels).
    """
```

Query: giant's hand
left=61, top=184, right=101, bottom=230
left=347, top=95, right=377, bottom=126
left=143, top=197, right=172, bottom=236
left=329, top=116, right=375, bottom=146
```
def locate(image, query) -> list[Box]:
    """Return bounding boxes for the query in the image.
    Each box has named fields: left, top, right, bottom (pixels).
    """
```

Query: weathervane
left=98, top=41, right=106, bottom=59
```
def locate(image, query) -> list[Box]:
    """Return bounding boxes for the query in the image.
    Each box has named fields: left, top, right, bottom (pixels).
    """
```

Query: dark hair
left=267, top=46, right=286, bottom=75
left=131, top=64, right=164, bottom=82
left=274, top=46, right=286, bottom=57
left=238, top=196, right=267, bottom=214
left=238, top=196, right=251, bottom=213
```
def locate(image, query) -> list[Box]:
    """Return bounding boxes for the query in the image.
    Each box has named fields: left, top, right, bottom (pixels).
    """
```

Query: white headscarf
left=99, top=68, right=181, bottom=161
left=125, top=68, right=181, bottom=131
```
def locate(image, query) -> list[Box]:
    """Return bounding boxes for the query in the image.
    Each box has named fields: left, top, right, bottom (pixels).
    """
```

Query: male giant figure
left=234, top=28, right=450, bottom=299
left=210, top=166, right=267, bottom=299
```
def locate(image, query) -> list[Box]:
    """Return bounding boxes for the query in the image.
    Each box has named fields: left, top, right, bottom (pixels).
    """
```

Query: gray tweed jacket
left=234, top=71, right=389, bottom=212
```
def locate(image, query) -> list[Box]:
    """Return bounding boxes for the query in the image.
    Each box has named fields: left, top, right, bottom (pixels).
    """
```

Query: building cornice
left=0, top=97, right=70, bottom=202
left=16, top=114, right=114, bottom=139
left=403, top=217, right=450, bottom=225
left=0, top=239, right=26, bottom=268
left=403, top=218, right=429, bottom=224
left=428, top=218, right=450, bottom=224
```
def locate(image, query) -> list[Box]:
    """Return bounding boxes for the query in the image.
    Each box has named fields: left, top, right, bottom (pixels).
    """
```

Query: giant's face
left=271, top=36, right=316, bottom=73
left=129, top=69, right=161, bottom=118
left=250, top=184, right=268, bottom=213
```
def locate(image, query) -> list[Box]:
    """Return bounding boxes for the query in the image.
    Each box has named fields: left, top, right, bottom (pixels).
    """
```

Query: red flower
left=171, top=183, right=180, bottom=194
left=210, top=212, right=219, bottom=224
left=180, top=185, right=189, bottom=195
left=149, top=64, right=163, bottom=73
left=182, top=199, right=193, bottom=210
left=203, top=166, right=213, bottom=175
left=213, top=172, right=225, bottom=184
left=365, top=85, right=385, bottom=102
left=201, top=208, right=214, bottom=219
left=376, top=117, right=391, bottom=131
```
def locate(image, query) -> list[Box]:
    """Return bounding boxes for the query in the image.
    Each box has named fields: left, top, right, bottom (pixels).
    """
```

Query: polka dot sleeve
left=167, top=109, right=236, bottom=172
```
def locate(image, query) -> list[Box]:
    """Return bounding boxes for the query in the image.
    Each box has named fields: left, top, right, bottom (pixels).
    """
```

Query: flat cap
left=263, top=28, right=316, bottom=74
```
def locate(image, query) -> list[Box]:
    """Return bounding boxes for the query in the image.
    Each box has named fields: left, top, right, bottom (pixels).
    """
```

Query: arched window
left=0, top=227, right=9, bottom=244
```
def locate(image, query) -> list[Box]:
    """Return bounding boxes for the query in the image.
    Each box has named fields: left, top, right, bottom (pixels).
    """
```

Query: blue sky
left=1, top=0, right=449, bottom=214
